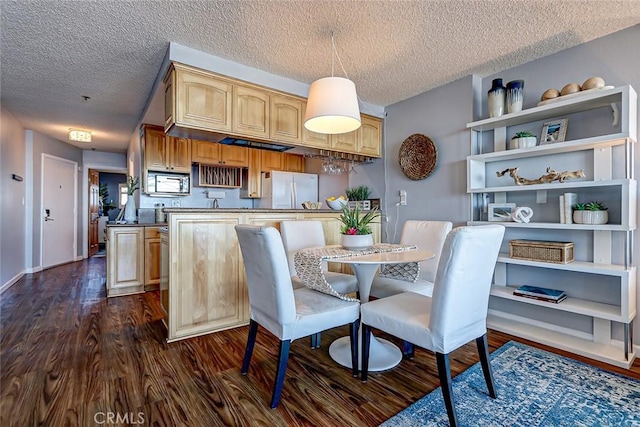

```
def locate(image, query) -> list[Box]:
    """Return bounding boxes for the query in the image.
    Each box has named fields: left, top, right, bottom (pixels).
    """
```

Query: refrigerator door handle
left=291, top=182, right=297, bottom=208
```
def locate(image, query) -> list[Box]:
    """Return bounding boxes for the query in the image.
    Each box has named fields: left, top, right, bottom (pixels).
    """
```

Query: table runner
left=294, top=243, right=420, bottom=301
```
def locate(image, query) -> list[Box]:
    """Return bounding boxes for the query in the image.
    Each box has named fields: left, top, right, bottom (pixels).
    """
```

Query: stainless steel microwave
left=146, top=172, right=190, bottom=195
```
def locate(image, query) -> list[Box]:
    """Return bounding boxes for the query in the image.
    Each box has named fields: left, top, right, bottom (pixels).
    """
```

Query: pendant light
left=304, top=34, right=361, bottom=135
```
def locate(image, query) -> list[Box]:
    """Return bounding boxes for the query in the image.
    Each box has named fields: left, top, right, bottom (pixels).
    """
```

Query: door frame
left=40, top=153, right=78, bottom=269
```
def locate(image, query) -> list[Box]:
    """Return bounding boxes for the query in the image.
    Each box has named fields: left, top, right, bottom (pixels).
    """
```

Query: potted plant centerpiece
left=573, top=201, right=608, bottom=225
left=338, top=203, right=380, bottom=250
left=509, top=131, right=537, bottom=149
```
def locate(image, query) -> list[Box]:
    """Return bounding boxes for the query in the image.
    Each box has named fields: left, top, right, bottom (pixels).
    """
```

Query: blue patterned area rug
left=381, top=341, right=639, bottom=427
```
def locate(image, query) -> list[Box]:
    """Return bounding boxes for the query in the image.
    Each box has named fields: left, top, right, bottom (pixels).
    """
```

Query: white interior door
left=42, top=155, right=77, bottom=268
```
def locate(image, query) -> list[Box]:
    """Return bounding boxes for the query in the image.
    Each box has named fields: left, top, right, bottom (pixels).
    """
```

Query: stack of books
left=513, top=285, right=567, bottom=303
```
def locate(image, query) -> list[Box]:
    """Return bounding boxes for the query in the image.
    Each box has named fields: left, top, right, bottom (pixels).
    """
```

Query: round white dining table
left=328, top=249, right=434, bottom=371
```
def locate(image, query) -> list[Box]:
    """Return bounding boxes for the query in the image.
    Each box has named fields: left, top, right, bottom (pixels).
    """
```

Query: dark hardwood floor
left=1, top=258, right=638, bottom=426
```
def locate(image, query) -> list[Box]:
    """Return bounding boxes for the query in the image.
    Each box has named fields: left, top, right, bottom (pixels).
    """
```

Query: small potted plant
left=509, top=131, right=537, bottom=150
left=345, top=185, right=371, bottom=210
left=338, top=204, right=380, bottom=250
left=572, top=201, right=608, bottom=225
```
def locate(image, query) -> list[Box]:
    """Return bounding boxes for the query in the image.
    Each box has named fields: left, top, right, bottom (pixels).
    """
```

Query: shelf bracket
left=611, top=102, right=619, bottom=126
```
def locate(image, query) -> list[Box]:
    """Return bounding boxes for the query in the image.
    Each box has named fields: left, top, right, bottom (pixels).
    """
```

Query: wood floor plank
left=1, top=257, right=638, bottom=426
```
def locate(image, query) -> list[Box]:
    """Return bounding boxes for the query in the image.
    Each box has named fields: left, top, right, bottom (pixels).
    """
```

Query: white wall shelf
left=467, top=84, right=637, bottom=368
left=487, top=313, right=635, bottom=369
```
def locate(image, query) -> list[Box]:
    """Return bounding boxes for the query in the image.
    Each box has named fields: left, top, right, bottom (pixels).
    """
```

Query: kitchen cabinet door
left=233, top=85, right=269, bottom=139
left=284, top=153, right=305, bottom=173
left=331, top=130, right=358, bottom=154
left=358, top=115, right=382, bottom=157
left=192, top=140, right=222, bottom=164
left=220, top=145, right=249, bottom=167
left=270, top=95, right=302, bottom=144
left=261, top=150, right=284, bottom=172
left=241, top=149, right=262, bottom=198
left=144, top=227, right=161, bottom=289
left=106, top=226, right=144, bottom=297
left=175, top=66, right=233, bottom=132
left=168, top=136, right=192, bottom=172
left=144, top=125, right=169, bottom=172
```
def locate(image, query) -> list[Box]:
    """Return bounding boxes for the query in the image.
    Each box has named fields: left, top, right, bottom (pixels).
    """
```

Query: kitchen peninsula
left=160, top=208, right=381, bottom=342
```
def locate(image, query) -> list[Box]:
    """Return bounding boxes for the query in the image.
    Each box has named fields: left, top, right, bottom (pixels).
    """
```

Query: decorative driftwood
left=496, top=167, right=585, bottom=186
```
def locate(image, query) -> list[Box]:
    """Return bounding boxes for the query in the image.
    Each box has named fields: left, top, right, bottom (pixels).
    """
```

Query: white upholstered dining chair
left=369, top=220, right=452, bottom=299
left=281, top=220, right=359, bottom=348
left=360, top=225, right=505, bottom=427
left=235, top=225, right=360, bottom=408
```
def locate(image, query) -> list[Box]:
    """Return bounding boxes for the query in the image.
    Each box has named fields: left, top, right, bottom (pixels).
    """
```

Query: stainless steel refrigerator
left=257, top=171, right=319, bottom=209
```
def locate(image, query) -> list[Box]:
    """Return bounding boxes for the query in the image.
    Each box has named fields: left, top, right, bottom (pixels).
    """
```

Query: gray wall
left=378, top=75, right=476, bottom=242
left=0, top=107, right=26, bottom=289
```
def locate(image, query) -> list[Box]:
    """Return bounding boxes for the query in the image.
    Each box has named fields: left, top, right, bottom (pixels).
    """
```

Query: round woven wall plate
left=398, top=134, right=437, bottom=180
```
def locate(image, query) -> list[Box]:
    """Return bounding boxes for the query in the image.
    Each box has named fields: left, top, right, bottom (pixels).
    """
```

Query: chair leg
left=270, top=339, right=291, bottom=409
left=310, top=333, right=322, bottom=349
left=349, top=319, right=359, bottom=377
left=241, top=319, right=259, bottom=375
left=476, top=333, right=497, bottom=399
left=402, top=341, right=415, bottom=359
left=436, top=352, right=458, bottom=427
left=361, top=323, right=371, bottom=382
left=316, top=333, right=321, bottom=348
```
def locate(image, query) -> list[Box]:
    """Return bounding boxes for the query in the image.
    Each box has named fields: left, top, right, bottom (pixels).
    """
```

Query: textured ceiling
left=1, top=1, right=638, bottom=153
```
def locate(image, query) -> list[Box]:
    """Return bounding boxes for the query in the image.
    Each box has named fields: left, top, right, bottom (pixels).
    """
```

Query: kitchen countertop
left=162, top=208, right=341, bottom=213
left=106, top=222, right=168, bottom=227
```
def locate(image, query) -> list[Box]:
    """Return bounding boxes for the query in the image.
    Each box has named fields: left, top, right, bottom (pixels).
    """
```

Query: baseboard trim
left=26, top=266, right=42, bottom=274
left=75, top=255, right=84, bottom=261
left=0, top=271, right=25, bottom=294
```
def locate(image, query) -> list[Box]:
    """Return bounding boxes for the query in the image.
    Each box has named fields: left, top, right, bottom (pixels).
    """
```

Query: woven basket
left=509, top=240, right=574, bottom=264
left=398, top=134, right=437, bottom=180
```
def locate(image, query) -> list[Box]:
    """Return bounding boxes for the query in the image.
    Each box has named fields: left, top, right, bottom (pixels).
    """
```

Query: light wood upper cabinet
left=164, top=63, right=382, bottom=158
left=233, top=85, right=269, bottom=139
left=270, top=95, right=302, bottom=143
left=284, top=153, right=305, bottom=173
left=166, top=64, right=233, bottom=133
left=358, top=115, right=382, bottom=157
left=169, top=137, right=192, bottom=172
left=143, top=125, right=191, bottom=173
left=192, top=140, right=248, bottom=167
left=241, top=149, right=262, bottom=199
left=143, top=125, right=168, bottom=171
left=261, top=150, right=284, bottom=172
left=331, top=130, right=358, bottom=153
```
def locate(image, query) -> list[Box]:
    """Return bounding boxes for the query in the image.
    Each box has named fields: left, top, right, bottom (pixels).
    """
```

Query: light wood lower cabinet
left=144, top=227, right=161, bottom=290
left=106, top=226, right=145, bottom=297
left=106, top=225, right=163, bottom=297
left=162, top=211, right=380, bottom=342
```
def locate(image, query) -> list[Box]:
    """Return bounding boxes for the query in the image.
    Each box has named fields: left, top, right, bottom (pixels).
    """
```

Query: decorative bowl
left=573, top=210, right=608, bottom=225
left=326, top=197, right=348, bottom=210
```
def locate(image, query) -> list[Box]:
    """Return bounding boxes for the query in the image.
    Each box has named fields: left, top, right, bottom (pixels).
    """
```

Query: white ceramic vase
left=341, top=234, right=373, bottom=251
left=124, top=197, right=137, bottom=223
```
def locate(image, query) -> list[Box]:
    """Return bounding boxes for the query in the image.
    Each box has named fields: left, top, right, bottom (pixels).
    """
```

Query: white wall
left=0, top=107, right=27, bottom=290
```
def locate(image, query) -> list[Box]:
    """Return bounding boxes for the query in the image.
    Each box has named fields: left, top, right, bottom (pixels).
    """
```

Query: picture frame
left=541, top=118, right=568, bottom=144
left=488, top=203, right=516, bottom=222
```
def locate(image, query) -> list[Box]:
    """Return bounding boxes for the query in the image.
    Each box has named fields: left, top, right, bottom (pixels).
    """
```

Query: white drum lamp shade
left=304, top=77, right=361, bottom=134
